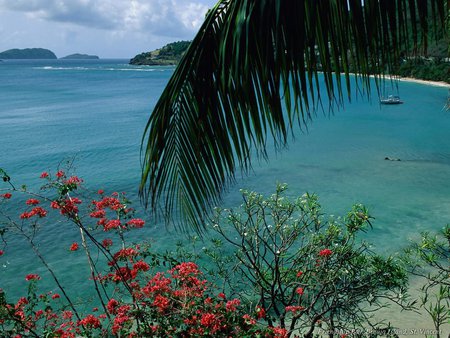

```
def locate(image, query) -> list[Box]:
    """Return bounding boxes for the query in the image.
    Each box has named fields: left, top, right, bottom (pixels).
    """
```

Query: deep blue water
left=1, top=59, right=450, bottom=303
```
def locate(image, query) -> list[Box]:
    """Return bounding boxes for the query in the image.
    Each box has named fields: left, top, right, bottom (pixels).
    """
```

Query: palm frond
left=140, top=0, right=447, bottom=233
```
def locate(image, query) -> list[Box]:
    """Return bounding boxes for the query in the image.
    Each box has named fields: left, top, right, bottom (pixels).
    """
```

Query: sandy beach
left=397, top=76, right=450, bottom=88
left=349, top=72, right=450, bottom=89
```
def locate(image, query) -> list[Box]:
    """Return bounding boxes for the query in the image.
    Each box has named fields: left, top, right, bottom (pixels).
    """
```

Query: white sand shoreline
left=397, top=76, right=450, bottom=88
left=348, top=72, right=450, bottom=88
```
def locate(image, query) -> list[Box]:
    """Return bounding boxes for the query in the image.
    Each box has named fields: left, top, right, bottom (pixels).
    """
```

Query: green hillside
left=0, top=48, right=57, bottom=59
left=129, top=41, right=191, bottom=65
left=60, top=53, right=99, bottom=60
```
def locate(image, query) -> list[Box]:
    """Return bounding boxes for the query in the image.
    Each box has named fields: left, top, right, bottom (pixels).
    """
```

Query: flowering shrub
left=0, top=168, right=286, bottom=337
left=0, top=263, right=288, bottom=337
left=207, top=184, right=411, bottom=336
left=2, top=168, right=445, bottom=337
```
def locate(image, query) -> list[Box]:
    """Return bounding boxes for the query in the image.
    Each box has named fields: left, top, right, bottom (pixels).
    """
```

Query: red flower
left=40, top=172, right=49, bottom=178
left=153, top=295, right=170, bottom=313
left=133, top=260, right=150, bottom=272
left=200, top=313, right=218, bottom=327
left=94, top=196, right=123, bottom=211
left=226, top=298, right=240, bottom=312
left=296, top=271, right=303, bottom=277
left=285, top=305, right=305, bottom=313
left=112, top=305, right=132, bottom=334
left=102, top=238, right=113, bottom=248
left=0, top=250, right=4, bottom=256
left=90, top=209, right=106, bottom=218
left=296, top=287, right=304, bottom=296
left=1, top=193, right=12, bottom=199
left=126, top=218, right=145, bottom=228
left=25, top=274, right=40, bottom=281
left=319, top=248, right=333, bottom=257
left=103, top=219, right=121, bottom=231
left=113, top=266, right=136, bottom=282
left=71, top=197, right=82, bottom=204
left=52, top=293, right=60, bottom=299
left=242, top=314, right=256, bottom=325
left=170, top=262, right=201, bottom=279
left=70, top=243, right=79, bottom=251
left=256, top=305, right=266, bottom=319
left=62, top=310, right=73, bottom=320
left=21, top=207, right=47, bottom=219
left=107, top=299, right=119, bottom=314
left=98, top=189, right=104, bottom=195
left=32, top=207, right=47, bottom=217
left=56, top=170, right=65, bottom=178
left=218, top=292, right=226, bottom=299
left=35, top=309, right=44, bottom=320
left=113, top=247, right=138, bottom=261
left=53, top=199, right=81, bottom=215
left=65, top=176, right=83, bottom=185
left=78, top=314, right=101, bottom=329
left=142, top=273, right=172, bottom=295
left=272, top=327, right=288, bottom=338
left=58, top=199, right=80, bottom=215
left=20, top=212, right=32, bottom=219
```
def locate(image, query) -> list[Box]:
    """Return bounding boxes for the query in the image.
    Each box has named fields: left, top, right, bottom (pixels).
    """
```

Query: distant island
left=0, top=48, right=57, bottom=59
left=129, top=41, right=190, bottom=66
left=60, top=53, right=99, bottom=60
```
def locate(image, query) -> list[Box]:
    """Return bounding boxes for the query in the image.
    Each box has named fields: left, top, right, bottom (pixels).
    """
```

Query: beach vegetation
left=1, top=170, right=433, bottom=337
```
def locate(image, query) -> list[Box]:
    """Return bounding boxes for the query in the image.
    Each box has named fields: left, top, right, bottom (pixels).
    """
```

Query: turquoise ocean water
left=1, top=59, right=450, bottom=309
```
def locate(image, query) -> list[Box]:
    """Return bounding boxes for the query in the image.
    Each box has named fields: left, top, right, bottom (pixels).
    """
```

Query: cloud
left=0, top=0, right=209, bottom=37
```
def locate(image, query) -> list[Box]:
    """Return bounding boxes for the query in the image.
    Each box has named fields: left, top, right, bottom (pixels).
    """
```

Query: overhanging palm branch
left=140, top=0, right=447, bottom=233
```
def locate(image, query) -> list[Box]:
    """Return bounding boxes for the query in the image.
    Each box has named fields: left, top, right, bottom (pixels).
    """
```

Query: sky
left=0, top=0, right=218, bottom=59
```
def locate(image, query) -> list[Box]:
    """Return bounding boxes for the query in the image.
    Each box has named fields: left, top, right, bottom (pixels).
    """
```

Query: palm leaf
left=140, top=0, right=447, bottom=233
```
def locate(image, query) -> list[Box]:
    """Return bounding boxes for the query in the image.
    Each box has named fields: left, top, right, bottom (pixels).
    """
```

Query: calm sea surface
left=1, top=59, right=450, bottom=308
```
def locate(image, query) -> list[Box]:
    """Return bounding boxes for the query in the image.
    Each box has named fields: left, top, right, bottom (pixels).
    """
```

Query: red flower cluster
left=296, top=287, right=304, bottom=296
left=319, top=248, right=333, bottom=257
left=113, top=247, right=138, bottom=262
left=51, top=198, right=82, bottom=215
left=102, top=219, right=121, bottom=231
left=1, top=193, right=12, bottom=199
left=256, top=305, right=266, bottom=319
left=9, top=253, right=289, bottom=338
left=20, top=207, right=47, bottom=219
left=25, top=274, right=41, bottom=281
left=90, top=194, right=145, bottom=232
left=285, top=305, right=305, bottom=313
left=102, top=238, right=113, bottom=248
left=111, top=304, right=132, bottom=334
left=65, top=176, right=83, bottom=185
left=126, top=218, right=145, bottom=228
left=26, top=198, right=40, bottom=205
left=226, top=298, right=241, bottom=312
left=3, top=170, right=295, bottom=337
left=78, top=314, right=101, bottom=329
left=92, top=196, right=124, bottom=212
